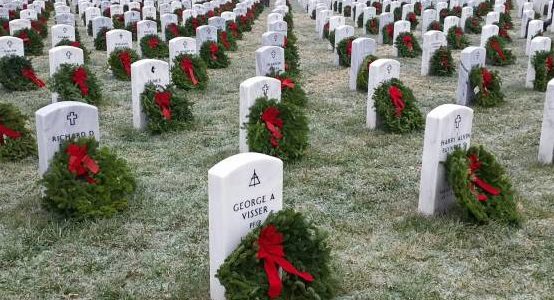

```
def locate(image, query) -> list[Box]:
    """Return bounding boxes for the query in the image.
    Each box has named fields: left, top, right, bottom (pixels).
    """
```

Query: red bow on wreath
left=219, top=31, right=231, bottom=49
left=66, top=143, right=100, bottom=184
left=454, top=28, right=463, bottom=39
left=468, top=154, right=501, bottom=202
left=229, top=22, right=239, bottom=38
left=118, top=51, right=132, bottom=77
left=154, top=91, right=172, bottom=120
left=18, top=31, right=30, bottom=44
left=168, top=23, right=179, bottom=37
left=283, top=36, right=288, bottom=48
left=385, top=24, right=394, bottom=38
left=240, top=15, right=248, bottom=25
left=277, top=77, right=295, bottom=90
left=72, top=67, right=89, bottom=96
left=1, top=22, right=8, bottom=31
left=402, top=35, right=413, bottom=51
left=192, top=18, right=200, bottom=30
left=257, top=225, right=315, bottom=299
left=209, top=43, right=219, bottom=61
left=21, top=68, right=45, bottom=88
left=70, top=41, right=81, bottom=48
left=207, top=10, right=215, bottom=18
left=388, top=86, right=405, bottom=118
left=346, top=39, right=353, bottom=57
left=0, top=123, right=21, bottom=145
left=489, top=39, right=505, bottom=61
left=180, top=58, right=199, bottom=85
left=148, top=37, right=159, bottom=49
left=261, top=107, right=283, bottom=148
left=408, top=13, right=417, bottom=22
left=546, top=56, right=554, bottom=73
left=481, top=68, right=492, bottom=96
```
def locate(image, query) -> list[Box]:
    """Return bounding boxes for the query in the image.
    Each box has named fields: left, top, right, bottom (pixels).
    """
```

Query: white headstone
left=255, top=46, right=285, bottom=76
left=421, top=30, right=447, bottom=75
left=443, top=16, right=460, bottom=34
left=377, top=12, right=394, bottom=44
left=169, top=36, right=196, bottom=67
left=8, top=19, right=31, bottom=36
left=160, top=13, right=178, bottom=41
left=435, top=1, right=448, bottom=19
left=0, top=36, right=24, bottom=58
left=106, top=29, right=132, bottom=56
left=268, top=20, right=288, bottom=37
left=48, top=46, right=84, bottom=76
left=480, top=24, right=499, bottom=47
left=19, top=8, right=38, bottom=20
left=142, top=6, right=157, bottom=20
left=208, top=16, right=226, bottom=31
left=520, top=9, right=534, bottom=38
left=485, top=11, right=499, bottom=25
left=131, top=59, right=170, bottom=130
left=317, top=9, right=333, bottom=38
left=366, top=59, right=400, bottom=129
left=110, top=4, right=124, bottom=16
left=526, top=37, right=551, bottom=88
left=85, top=7, right=101, bottom=28
left=261, top=31, right=286, bottom=47
left=526, top=20, right=544, bottom=55
left=137, top=20, right=157, bottom=44
left=460, top=6, right=473, bottom=32
left=92, top=16, right=113, bottom=39
left=362, top=7, right=377, bottom=34
left=51, top=24, right=76, bottom=46
left=267, top=12, right=283, bottom=25
left=55, top=12, right=75, bottom=26
left=456, top=46, right=486, bottom=106
left=349, top=37, right=376, bottom=90
left=333, top=24, right=354, bottom=64
left=539, top=78, right=554, bottom=164
left=393, top=20, right=410, bottom=56
left=422, top=8, right=436, bottom=35
left=124, top=10, right=141, bottom=27
left=195, top=25, right=218, bottom=52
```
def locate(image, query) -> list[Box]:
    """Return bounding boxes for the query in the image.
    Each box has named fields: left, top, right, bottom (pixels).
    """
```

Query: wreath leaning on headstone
left=140, top=83, right=194, bottom=134
left=532, top=50, right=554, bottom=92
left=14, top=28, right=43, bottom=55
left=42, top=137, right=136, bottom=219
left=446, top=26, right=469, bottom=49
left=393, top=6, right=402, bottom=21
left=268, top=71, right=308, bottom=107
left=485, top=36, right=515, bottom=66
left=218, top=30, right=237, bottom=51
left=395, top=32, right=421, bottom=58
left=372, top=1, right=382, bottom=14
left=430, top=46, right=455, bottom=76
left=406, top=12, right=418, bottom=30
left=357, top=13, right=364, bottom=28
left=31, top=19, right=48, bottom=38
left=0, top=55, right=46, bottom=91
left=336, top=36, right=357, bottom=67
left=372, top=78, right=424, bottom=133
left=140, top=34, right=169, bottom=59
left=108, top=47, right=140, bottom=81
left=445, top=145, right=521, bottom=225
left=93, top=27, right=109, bottom=51
left=170, top=53, right=209, bottom=91
left=55, top=39, right=90, bottom=62
left=165, top=23, right=186, bottom=41
left=50, top=64, right=103, bottom=105
left=323, top=22, right=330, bottom=39
left=226, top=20, right=242, bottom=40
left=0, top=102, right=36, bottom=162
left=382, top=23, right=394, bottom=45
left=200, top=41, right=229, bottom=69
left=216, top=209, right=337, bottom=300
left=328, top=29, right=335, bottom=49
left=357, top=54, right=379, bottom=92
left=414, top=1, right=422, bottom=15
left=366, top=17, right=379, bottom=34
left=245, top=97, right=308, bottom=161
left=465, top=16, right=482, bottom=34
left=469, top=66, right=504, bottom=107
left=284, top=37, right=300, bottom=76
left=427, top=20, right=443, bottom=32
left=112, top=14, right=125, bottom=29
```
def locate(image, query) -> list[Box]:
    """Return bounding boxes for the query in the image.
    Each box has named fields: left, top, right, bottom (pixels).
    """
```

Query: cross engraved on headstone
left=7, top=40, right=12, bottom=47
left=262, top=83, right=269, bottom=96
left=248, top=169, right=261, bottom=187
left=63, top=27, right=67, bottom=33
left=271, top=50, right=276, bottom=59
left=386, top=64, right=392, bottom=74
left=66, top=51, right=72, bottom=59
left=455, top=115, right=462, bottom=128
left=120, top=33, right=123, bottom=39
left=66, top=112, right=78, bottom=125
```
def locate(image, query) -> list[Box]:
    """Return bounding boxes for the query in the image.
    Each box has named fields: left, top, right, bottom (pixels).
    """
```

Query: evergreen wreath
left=329, top=29, right=335, bottom=49
left=218, top=30, right=237, bottom=51
left=14, top=28, right=43, bottom=56
left=499, top=12, right=513, bottom=30
left=427, top=20, right=443, bottom=32
left=55, top=39, right=90, bottom=62
left=465, top=16, right=482, bottom=34
left=108, top=48, right=139, bottom=81
left=50, top=64, right=103, bottom=105
left=125, top=22, right=138, bottom=41
left=372, top=1, right=382, bottom=14
left=323, top=22, right=330, bottom=39
left=170, top=53, right=209, bottom=90
left=447, top=26, right=469, bottom=49
left=366, top=17, right=379, bottom=34
left=382, top=23, right=394, bottom=45
left=485, top=36, right=515, bottom=66
left=357, top=13, right=364, bottom=28
left=497, top=24, right=512, bottom=43
left=245, top=97, right=308, bottom=160
left=357, top=54, right=379, bottom=92
left=430, top=46, right=455, bottom=76
left=532, top=50, right=554, bottom=92
left=284, top=38, right=300, bottom=76
left=406, top=12, right=418, bottom=30
left=372, top=78, right=424, bottom=133
left=140, top=34, right=169, bottom=58
left=183, top=17, right=200, bottom=36
left=199, top=41, right=229, bottom=69
left=0, top=55, right=46, bottom=91
left=216, top=209, right=337, bottom=300
left=0, top=19, right=9, bottom=36
left=469, top=66, right=505, bottom=107
left=112, top=14, right=125, bottom=29
left=239, top=14, right=252, bottom=32
left=226, top=21, right=242, bottom=40
left=0, top=102, right=36, bottom=162
left=393, top=6, right=401, bottom=21
left=268, top=71, right=308, bottom=107
left=31, top=20, right=48, bottom=38
left=42, top=137, right=136, bottom=219
left=93, top=27, right=109, bottom=51
left=414, top=1, right=422, bottom=15
left=450, top=6, right=462, bottom=17
left=165, top=23, right=185, bottom=41
left=439, top=8, right=449, bottom=23
left=476, top=1, right=491, bottom=17
left=336, top=36, right=356, bottom=67
left=395, top=32, right=421, bottom=58
left=140, top=83, right=194, bottom=134
left=344, top=5, right=351, bottom=17
left=505, top=0, right=514, bottom=11
left=445, top=145, right=521, bottom=225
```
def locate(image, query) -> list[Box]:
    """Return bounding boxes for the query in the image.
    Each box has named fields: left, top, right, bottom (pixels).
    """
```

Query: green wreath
left=108, top=48, right=139, bottom=81
left=226, top=21, right=242, bottom=40
left=112, top=14, right=124, bottom=29
left=31, top=20, right=48, bottom=38
left=532, top=50, right=554, bottom=92
left=445, top=145, right=520, bottom=225
left=239, top=15, right=252, bottom=32
left=50, top=64, right=103, bottom=105
left=140, top=34, right=169, bottom=58
left=497, top=24, right=512, bottom=43
left=93, top=27, right=109, bottom=51
left=395, top=32, right=421, bottom=58
left=337, top=36, right=357, bottom=67
left=372, top=2, right=382, bottom=14
left=475, top=1, right=491, bottom=17
left=284, top=11, right=294, bottom=29
left=42, top=137, right=136, bottom=219
left=357, top=13, right=364, bottom=28
left=170, top=53, right=209, bottom=90
left=430, top=46, right=455, bottom=76
left=382, top=23, right=394, bottom=45
left=245, top=97, right=308, bottom=160
left=357, top=55, right=379, bottom=92
left=216, top=209, right=337, bottom=299
left=125, top=22, right=138, bottom=41
left=393, top=6, right=401, bottom=21
left=323, top=22, right=330, bottom=39
left=14, top=28, right=43, bottom=56
left=469, top=66, right=505, bottom=107
left=372, top=78, right=424, bottom=133
left=465, top=16, right=482, bottom=34
left=268, top=71, right=307, bottom=107
left=427, top=20, right=443, bottom=32
left=366, top=17, right=379, bottom=34
left=0, top=55, right=45, bottom=91
left=218, top=30, right=237, bottom=51
left=0, top=19, right=9, bottom=36
left=140, top=83, right=193, bottom=134
left=165, top=23, right=185, bottom=41
left=447, top=26, right=469, bottom=49
left=406, top=12, right=418, bottom=30
left=329, top=29, right=335, bottom=49
left=439, top=8, right=449, bottom=23
left=199, top=41, right=229, bottom=69
left=485, top=36, right=515, bottom=66
left=450, top=6, right=462, bottom=17
left=55, top=39, right=90, bottom=62
left=182, top=17, right=199, bottom=36
left=284, top=39, right=300, bottom=76
left=499, top=12, right=513, bottom=30
left=414, top=1, right=422, bottom=15
left=0, top=102, right=36, bottom=162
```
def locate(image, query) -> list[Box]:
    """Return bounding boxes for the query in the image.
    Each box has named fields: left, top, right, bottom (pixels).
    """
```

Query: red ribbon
left=277, top=77, right=294, bottom=90
left=546, top=56, right=554, bottom=73
left=481, top=68, right=492, bottom=96
left=489, top=39, right=505, bottom=61
left=154, top=91, right=172, bottom=120
left=148, top=37, right=159, bottom=49
left=386, top=24, right=393, bottom=38
left=18, top=31, right=30, bottom=44
left=260, top=107, right=283, bottom=148
left=0, top=124, right=21, bottom=145
left=192, top=18, right=200, bottom=30
left=207, top=10, right=215, bottom=18
left=468, top=154, right=501, bottom=202
left=168, top=23, right=179, bottom=37
left=229, top=22, right=239, bottom=38
left=118, top=51, right=132, bottom=77
left=72, top=67, right=89, bottom=96
left=388, top=86, right=405, bottom=118
left=209, top=43, right=219, bottom=61
left=402, top=35, right=413, bottom=51
left=66, top=143, right=100, bottom=184
left=180, top=58, right=199, bottom=85
left=455, top=28, right=463, bottom=39
left=408, top=12, right=417, bottom=22
left=70, top=41, right=81, bottom=48
left=219, top=31, right=231, bottom=50
left=257, top=225, right=314, bottom=299
left=21, top=68, right=45, bottom=88
left=240, top=15, right=248, bottom=26
left=283, top=36, right=288, bottom=48
left=346, top=39, right=353, bottom=57
left=1, top=21, right=8, bottom=32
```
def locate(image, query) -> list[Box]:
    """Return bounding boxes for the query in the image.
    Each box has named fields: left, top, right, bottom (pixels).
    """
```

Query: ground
left=0, top=1, right=553, bottom=299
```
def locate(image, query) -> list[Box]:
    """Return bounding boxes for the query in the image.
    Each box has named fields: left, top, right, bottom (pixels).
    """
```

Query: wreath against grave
left=393, top=7, right=401, bottom=21
left=140, top=34, right=169, bottom=58
left=357, top=54, right=379, bottom=91
left=395, top=32, right=421, bottom=58
left=199, top=41, right=229, bottom=69
left=445, top=145, right=521, bottom=225
left=427, top=20, right=443, bottom=31
left=226, top=20, right=242, bottom=40
left=284, top=38, right=300, bottom=76
left=102, top=7, right=110, bottom=17
left=372, top=2, right=382, bottom=14
left=505, top=0, right=514, bottom=11
left=108, top=48, right=139, bottom=81
left=366, top=17, right=379, bottom=34
left=336, top=36, right=356, bottom=67
left=218, top=30, right=237, bottom=51
left=497, top=24, right=512, bottom=43
left=0, top=102, right=36, bottom=162
left=469, top=66, right=505, bottom=107
left=31, top=20, right=48, bottom=38
left=485, top=36, right=515, bottom=66
left=0, top=19, right=9, bottom=36
left=344, top=5, right=352, bottom=17
left=113, top=14, right=125, bottom=29
left=42, top=137, right=136, bottom=219
left=414, top=1, right=422, bottom=15
left=94, top=27, right=109, bottom=51
left=166, top=23, right=185, bottom=41
left=439, top=8, right=449, bottom=23
left=140, top=82, right=194, bottom=134
left=357, top=13, right=364, bottom=28
left=323, top=22, right=330, bottom=39
left=382, top=23, right=394, bottom=45
left=184, top=17, right=201, bottom=36
left=0, top=55, right=46, bottom=91
left=268, top=71, right=307, bottom=107
left=499, top=12, right=513, bottom=30
left=429, top=46, right=455, bottom=76
left=239, top=14, right=252, bottom=32
left=86, top=21, right=92, bottom=36
left=216, top=209, right=337, bottom=300
left=328, top=29, right=335, bottom=49
left=171, top=53, right=209, bottom=90
left=245, top=97, right=308, bottom=161
left=447, top=26, right=469, bottom=49
left=14, top=28, right=43, bottom=56
left=125, top=22, right=138, bottom=41
left=50, top=64, right=103, bottom=105
left=174, top=8, right=183, bottom=22
left=55, top=39, right=90, bottom=61
left=372, top=78, right=424, bottom=133
left=475, top=1, right=491, bottom=17
left=284, top=11, right=294, bottom=29
left=450, top=6, right=462, bottom=17
left=465, top=16, right=482, bottom=34
left=532, top=50, right=554, bottom=92
left=406, top=12, right=418, bottom=30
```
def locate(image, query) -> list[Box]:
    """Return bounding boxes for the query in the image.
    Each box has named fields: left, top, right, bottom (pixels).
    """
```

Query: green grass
left=1, top=3, right=554, bottom=299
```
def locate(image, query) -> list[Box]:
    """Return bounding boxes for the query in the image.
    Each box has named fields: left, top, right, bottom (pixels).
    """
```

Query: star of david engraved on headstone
left=65, top=51, right=72, bottom=59
left=248, top=169, right=261, bottom=187
left=454, top=114, right=462, bottom=128
left=262, top=83, right=269, bottom=96
left=66, top=112, right=78, bottom=125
